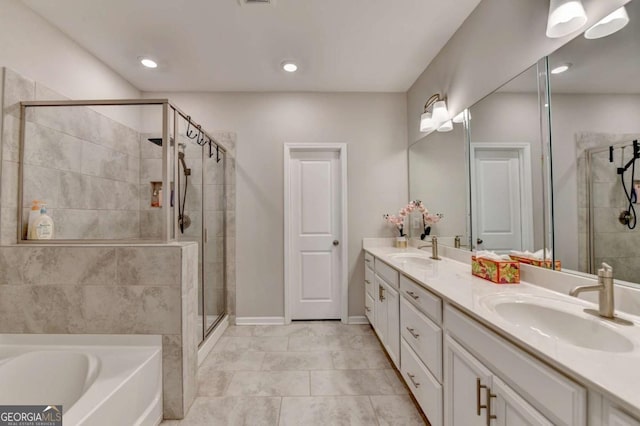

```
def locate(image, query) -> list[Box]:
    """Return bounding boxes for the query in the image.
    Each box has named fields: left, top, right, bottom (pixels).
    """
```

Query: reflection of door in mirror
left=470, top=144, right=533, bottom=252
left=548, top=0, right=640, bottom=286
left=467, top=64, right=544, bottom=253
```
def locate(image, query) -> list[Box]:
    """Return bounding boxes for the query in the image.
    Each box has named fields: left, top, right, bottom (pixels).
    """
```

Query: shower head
left=178, top=151, right=191, bottom=176
left=147, top=136, right=175, bottom=146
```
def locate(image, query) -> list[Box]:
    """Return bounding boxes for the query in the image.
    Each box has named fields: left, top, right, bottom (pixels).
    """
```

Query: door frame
left=284, top=143, right=348, bottom=324
left=469, top=142, right=534, bottom=251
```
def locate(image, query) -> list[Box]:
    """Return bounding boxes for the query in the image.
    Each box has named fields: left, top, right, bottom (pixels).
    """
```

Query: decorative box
left=509, top=255, right=561, bottom=271
left=472, top=256, right=520, bottom=284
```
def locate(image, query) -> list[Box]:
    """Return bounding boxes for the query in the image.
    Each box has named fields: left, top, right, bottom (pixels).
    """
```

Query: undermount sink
left=482, top=295, right=634, bottom=353
left=388, top=253, right=433, bottom=268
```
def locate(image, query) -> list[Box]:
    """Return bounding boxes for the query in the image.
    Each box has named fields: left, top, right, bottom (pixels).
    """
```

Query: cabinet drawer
left=401, top=297, right=442, bottom=382
left=401, top=338, right=443, bottom=426
left=445, top=304, right=586, bottom=426
left=375, top=258, right=399, bottom=289
left=364, top=251, right=374, bottom=267
left=365, top=267, right=374, bottom=298
left=365, top=292, right=374, bottom=325
left=400, top=274, right=442, bottom=324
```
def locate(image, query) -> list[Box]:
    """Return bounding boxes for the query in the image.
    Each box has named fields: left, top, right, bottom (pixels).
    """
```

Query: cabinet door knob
left=486, top=388, right=497, bottom=425
left=333, top=240, right=339, bottom=246
left=477, top=378, right=488, bottom=416
left=406, top=327, right=420, bottom=339
left=405, top=290, right=419, bottom=300
left=406, top=372, right=420, bottom=388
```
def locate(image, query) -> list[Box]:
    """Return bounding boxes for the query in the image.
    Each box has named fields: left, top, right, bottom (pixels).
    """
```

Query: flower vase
left=395, top=236, right=407, bottom=248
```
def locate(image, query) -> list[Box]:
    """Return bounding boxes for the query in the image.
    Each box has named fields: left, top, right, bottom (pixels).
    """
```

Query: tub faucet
left=418, top=236, right=441, bottom=261
left=454, top=235, right=461, bottom=249
left=569, top=262, right=615, bottom=319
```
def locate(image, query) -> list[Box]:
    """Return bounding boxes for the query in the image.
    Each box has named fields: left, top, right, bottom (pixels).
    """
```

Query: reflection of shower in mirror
left=609, top=140, right=639, bottom=229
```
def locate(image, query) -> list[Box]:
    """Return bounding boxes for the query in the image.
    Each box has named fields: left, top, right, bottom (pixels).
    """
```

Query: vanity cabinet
left=365, top=256, right=399, bottom=368
left=364, top=253, right=375, bottom=324
left=400, top=274, right=444, bottom=426
left=445, top=304, right=586, bottom=426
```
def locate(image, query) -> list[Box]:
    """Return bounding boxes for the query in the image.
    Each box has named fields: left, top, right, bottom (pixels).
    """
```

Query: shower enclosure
left=582, top=139, right=640, bottom=283
left=18, top=99, right=227, bottom=343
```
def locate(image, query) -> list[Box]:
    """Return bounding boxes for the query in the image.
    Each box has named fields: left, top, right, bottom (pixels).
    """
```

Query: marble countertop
left=364, top=245, right=640, bottom=417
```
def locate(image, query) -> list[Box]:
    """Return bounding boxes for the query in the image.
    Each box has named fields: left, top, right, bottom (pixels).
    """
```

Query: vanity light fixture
left=546, top=0, right=588, bottom=38
left=140, top=57, right=158, bottom=68
left=437, top=120, right=453, bottom=132
left=551, top=63, right=571, bottom=74
left=281, top=61, right=298, bottom=72
left=584, top=6, right=629, bottom=39
left=419, top=93, right=449, bottom=133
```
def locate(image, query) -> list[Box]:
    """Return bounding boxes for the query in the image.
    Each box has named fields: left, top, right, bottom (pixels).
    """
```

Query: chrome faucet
left=418, top=236, right=441, bottom=261
left=569, top=262, right=615, bottom=319
left=454, top=235, right=461, bottom=249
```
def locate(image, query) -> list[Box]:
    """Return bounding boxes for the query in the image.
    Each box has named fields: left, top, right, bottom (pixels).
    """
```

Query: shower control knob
left=477, top=238, right=483, bottom=244
left=333, top=240, right=340, bottom=246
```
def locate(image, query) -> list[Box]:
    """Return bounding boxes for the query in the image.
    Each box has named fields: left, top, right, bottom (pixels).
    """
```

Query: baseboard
left=235, top=316, right=286, bottom=325
left=348, top=315, right=369, bottom=325
left=198, top=315, right=228, bottom=366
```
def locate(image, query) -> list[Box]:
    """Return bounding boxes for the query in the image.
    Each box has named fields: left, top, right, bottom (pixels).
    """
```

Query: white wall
left=406, top=0, right=630, bottom=145
left=142, top=91, right=408, bottom=317
left=551, top=94, right=640, bottom=270
left=0, top=0, right=140, bottom=127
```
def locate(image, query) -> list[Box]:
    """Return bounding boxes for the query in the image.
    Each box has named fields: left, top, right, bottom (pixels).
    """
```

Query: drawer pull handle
left=476, top=378, right=488, bottom=416
left=406, top=327, right=420, bottom=339
left=379, top=285, right=385, bottom=301
left=365, top=279, right=371, bottom=284
left=365, top=259, right=371, bottom=263
left=486, top=388, right=497, bottom=425
left=365, top=307, right=371, bottom=312
left=406, top=291, right=419, bottom=300
left=406, top=372, right=420, bottom=388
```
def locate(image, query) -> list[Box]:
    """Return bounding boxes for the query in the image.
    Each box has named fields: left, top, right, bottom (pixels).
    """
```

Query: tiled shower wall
left=1, top=67, right=143, bottom=241
left=577, top=131, right=640, bottom=283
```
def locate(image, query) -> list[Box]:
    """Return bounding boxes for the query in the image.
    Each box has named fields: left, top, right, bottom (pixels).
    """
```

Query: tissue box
left=509, top=255, right=561, bottom=271
left=472, top=256, right=520, bottom=284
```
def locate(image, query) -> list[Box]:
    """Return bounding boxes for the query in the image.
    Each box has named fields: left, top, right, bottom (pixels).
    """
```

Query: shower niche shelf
left=150, top=182, right=162, bottom=208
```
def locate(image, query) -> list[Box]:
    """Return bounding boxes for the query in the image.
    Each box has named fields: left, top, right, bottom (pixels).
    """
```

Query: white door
left=287, top=146, right=345, bottom=320
left=471, top=144, right=532, bottom=252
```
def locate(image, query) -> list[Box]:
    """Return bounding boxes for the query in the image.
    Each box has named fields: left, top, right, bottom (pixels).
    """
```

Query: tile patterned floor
left=162, top=321, right=427, bottom=426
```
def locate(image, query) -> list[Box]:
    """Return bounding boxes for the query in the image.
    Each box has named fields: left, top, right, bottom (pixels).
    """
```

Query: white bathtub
left=0, top=334, right=162, bottom=426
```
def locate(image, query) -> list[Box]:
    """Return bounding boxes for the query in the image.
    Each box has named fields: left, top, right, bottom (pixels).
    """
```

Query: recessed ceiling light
left=140, top=58, right=158, bottom=69
left=551, top=63, right=571, bottom=74
left=282, top=61, right=298, bottom=73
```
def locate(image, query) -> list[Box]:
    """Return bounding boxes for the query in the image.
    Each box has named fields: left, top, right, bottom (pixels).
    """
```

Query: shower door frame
left=17, top=99, right=226, bottom=244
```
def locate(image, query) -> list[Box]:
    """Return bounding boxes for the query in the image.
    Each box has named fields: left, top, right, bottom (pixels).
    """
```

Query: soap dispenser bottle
left=27, top=200, right=41, bottom=239
left=31, top=204, right=54, bottom=240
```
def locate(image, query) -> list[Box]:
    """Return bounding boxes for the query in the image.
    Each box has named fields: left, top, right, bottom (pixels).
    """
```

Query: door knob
left=333, top=240, right=339, bottom=246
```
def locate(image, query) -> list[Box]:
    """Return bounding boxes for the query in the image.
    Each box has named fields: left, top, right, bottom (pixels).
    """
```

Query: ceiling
left=22, top=0, right=482, bottom=93
left=497, top=0, right=640, bottom=95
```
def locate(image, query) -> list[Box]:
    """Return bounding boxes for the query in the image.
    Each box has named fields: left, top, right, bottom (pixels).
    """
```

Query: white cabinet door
left=444, top=335, right=492, bottom=426
left=374, top=275, right=387, bottom=343
left=493, top=376, right=552, bottom=426
left=384, top=280, right=400, bottom=367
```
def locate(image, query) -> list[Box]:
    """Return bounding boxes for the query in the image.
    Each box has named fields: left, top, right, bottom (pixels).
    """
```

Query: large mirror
left=549, top=0, right=640, bottom=286
left=408, top=119, right=470, bottom=247
left=466, top=63, right=547, bottom=254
